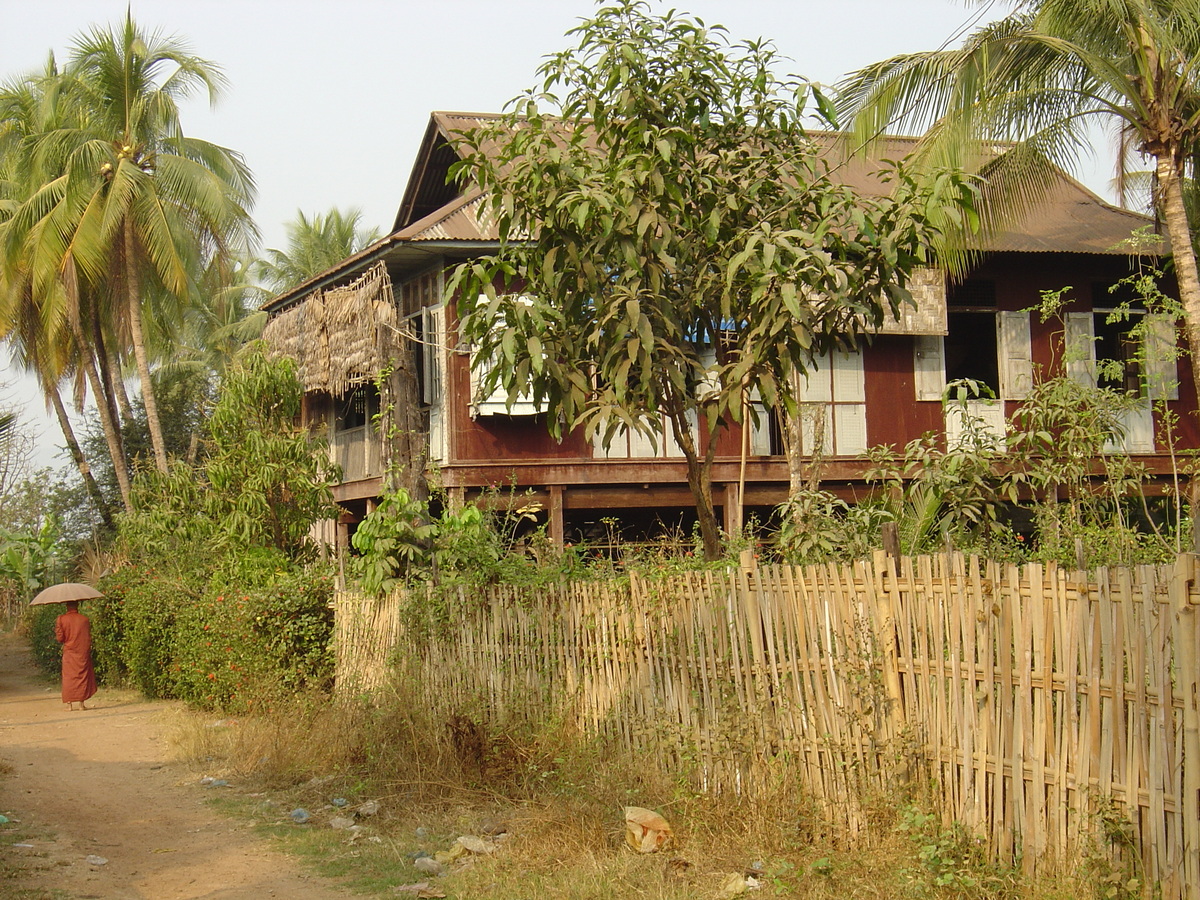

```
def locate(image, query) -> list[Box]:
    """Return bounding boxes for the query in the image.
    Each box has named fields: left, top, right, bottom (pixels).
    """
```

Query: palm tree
left=837, top=0, right=1200, bottom=390
left=0, top=61, right=120, bottom=519
left=255, top=208, right=381, bottom=293
left=44, top=13, right=257, bottom=473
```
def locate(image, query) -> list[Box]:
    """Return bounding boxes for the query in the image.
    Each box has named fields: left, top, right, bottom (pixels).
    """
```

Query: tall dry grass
left=164, top=671, right=1117, bottom=900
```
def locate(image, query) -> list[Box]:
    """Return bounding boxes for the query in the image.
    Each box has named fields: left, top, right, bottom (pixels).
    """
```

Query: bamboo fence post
left=1173, top=555, right=1200, bottom=899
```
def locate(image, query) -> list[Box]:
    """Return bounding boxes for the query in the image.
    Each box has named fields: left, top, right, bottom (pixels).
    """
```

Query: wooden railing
left=331, top=426, right=381, bottom=482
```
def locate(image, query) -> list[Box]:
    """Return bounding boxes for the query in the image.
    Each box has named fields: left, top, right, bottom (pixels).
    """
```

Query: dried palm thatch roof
left=262, top=262, right=400, bottom=395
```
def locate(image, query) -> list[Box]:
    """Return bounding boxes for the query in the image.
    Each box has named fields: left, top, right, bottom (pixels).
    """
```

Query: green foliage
left=0, top=518, right=61, bottom=597
left=867, top=380, right=1016, bottom=556
left=27, top=603, right=63, bottom=676
left=204, top=346, right=342, bottom=553
left=450, top=0, right=973, bottom=559
left=352, top=488, right=586, bottom=597
left=119, top=346, right=341, bottom=558
left=776, top=489, right=890, bottom=565
left=98, top=347, right=341, bottom=707
left=170, top=551, right=334, bottom=710
left=350, top=487, right=435, bottom=594
left=896, top=806, right=1019, bottom=897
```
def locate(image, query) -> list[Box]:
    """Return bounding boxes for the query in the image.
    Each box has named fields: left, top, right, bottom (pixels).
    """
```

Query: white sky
left=2, top=0, right=1120, bottom=469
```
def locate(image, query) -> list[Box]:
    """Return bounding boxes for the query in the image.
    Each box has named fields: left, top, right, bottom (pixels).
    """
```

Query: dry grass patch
left=164, top=694, right=1110, bottom=900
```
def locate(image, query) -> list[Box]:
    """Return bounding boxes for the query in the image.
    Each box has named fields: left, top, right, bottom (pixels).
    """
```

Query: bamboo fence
left=333, top=552, right=1200, bottom=897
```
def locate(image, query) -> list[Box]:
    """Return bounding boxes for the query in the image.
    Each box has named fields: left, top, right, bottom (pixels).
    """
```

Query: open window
left=1064, top=287, right=1178, bottom=453
left=469, top=295, right=546, bottom=418
left=913, top=280, right=1031, bottom=447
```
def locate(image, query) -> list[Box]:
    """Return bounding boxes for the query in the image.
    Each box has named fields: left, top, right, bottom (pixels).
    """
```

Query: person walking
left=55, top=600, right=97, bottom=711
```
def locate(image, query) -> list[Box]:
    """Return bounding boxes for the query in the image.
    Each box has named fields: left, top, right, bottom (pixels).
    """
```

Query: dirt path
left=0, top=630, right=359, bottom=899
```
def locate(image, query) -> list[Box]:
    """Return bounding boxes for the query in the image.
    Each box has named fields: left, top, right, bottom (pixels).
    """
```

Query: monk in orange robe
left=54, top=601, right=97, bottom=711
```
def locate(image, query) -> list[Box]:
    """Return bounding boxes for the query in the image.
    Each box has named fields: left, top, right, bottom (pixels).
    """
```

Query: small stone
left=331, top=797, right=348, bottom=807
left=356, top=800, right=380, bottom=817
left=413, top=856, right=445, bottom=876
left=85, top=855, right=108, bottom=866
left=330, top=816, right=355, bottom=830
left=455, top=835, right=497, bottom=855
left=289, top=808, right=311, bottom=824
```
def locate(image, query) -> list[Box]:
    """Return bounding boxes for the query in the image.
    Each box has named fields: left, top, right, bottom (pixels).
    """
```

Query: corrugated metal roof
left=264, top=111, right=1159, bottom=314
left=413, top=115, right=1157, bottom=255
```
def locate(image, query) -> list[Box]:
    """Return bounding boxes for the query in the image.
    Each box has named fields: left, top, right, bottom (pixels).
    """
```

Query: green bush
left=98, top=548, right=334, bottom=710
left=170, top=551, right=334, bottom=710
left=89, top=348, right=341, bottom=711
left=28, top=604, right=62, bottom=677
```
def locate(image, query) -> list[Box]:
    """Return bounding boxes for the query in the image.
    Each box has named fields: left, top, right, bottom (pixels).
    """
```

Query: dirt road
left=0, top=630, right=357, bottom=899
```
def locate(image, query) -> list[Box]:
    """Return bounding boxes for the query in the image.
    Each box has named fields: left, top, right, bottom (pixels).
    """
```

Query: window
left=794, top=350, right=867, bottom=456
left=469, top=295, right=545, bottom=417
left=592, top=413, right=695, bottom=459
left=336, top=384, right=378, bottom=431
left=913, top=280, right=1031, bottom=448
left=1065, top=298, right=1178, bottom=453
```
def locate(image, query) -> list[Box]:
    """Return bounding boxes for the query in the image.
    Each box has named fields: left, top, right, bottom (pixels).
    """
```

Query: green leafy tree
left=121, top=344, right=341, bottom=557
left=255, top=207, right=381, bottom=293
left=450, top=0, right=972, bottom=559
left=0, top=59, right=122, bottom=519
left=99, top=346, right=341, bottom=704
left=837, top=0, right=1200, bottom=398
left=2, top=15, right=256, bottom=477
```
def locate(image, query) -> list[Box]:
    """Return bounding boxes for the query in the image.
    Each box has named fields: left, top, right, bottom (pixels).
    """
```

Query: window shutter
left=1107, top=403, right=1155, bottom=454
left=832, top=350, right=866, bottom=402
left=997, top=311, right=1032, bottom=400
left=800, top=352, right=833, bottom=403
left=421, top=305, right=444, bottom=405
left=945, top=400, right=1006, bottom=450
left=1064, top=313, right=1096, bottom=387
left=748, top=403, right=772, bottom=456
left=1144, top=314, right=1180, bottom=401
left=833, top=404, right=868, bottom=455
left=913, top=335, right=945, bottom=401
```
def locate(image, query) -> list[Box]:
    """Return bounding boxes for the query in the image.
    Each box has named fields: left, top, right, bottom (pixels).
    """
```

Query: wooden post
left=549, top=485, right=565, bottom=547
left=871, top=550, right=907, bottom=762
left=723, top=483, right=742, bottom=537
left=882, top=521, right=901, bottom=561
left=1173, top=554, right=1200, bottom=897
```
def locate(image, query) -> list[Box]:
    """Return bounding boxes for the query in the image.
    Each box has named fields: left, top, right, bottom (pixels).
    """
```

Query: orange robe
left=54, top=609, right=97, bottom=704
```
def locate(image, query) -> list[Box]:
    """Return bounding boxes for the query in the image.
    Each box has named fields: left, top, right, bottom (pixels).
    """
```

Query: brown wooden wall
left=436, top=252, right=1198, bottom=491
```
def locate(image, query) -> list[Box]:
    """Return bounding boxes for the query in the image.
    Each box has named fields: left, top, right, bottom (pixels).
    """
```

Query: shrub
left=27, top=603, right=62, bottom=676
left=170, top=551, right=334, bottom=711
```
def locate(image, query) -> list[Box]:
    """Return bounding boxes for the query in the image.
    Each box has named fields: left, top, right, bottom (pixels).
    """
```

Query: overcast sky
left=2, top=0, right=1120, bottom=468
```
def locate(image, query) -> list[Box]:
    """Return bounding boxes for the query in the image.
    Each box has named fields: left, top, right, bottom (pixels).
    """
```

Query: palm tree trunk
left=102, top=340, right=134, bottom=426
left=71, top=320, right=133, bottom=512
left=1155, top=154, right=1200, bottom=403
left=124, top=220, right=168, bottom=473
left=46, top=380, right=113, bottom=528
left=90, top=311, right=129, bottom=430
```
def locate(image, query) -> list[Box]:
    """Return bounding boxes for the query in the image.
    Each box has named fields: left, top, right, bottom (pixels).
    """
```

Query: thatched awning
left=262, top=262, right=400, bottom=395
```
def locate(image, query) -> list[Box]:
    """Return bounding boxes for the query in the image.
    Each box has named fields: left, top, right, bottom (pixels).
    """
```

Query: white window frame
left=793, top=350, right=867, bottom=456
left=915, top=310, right=1031, bottom=448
